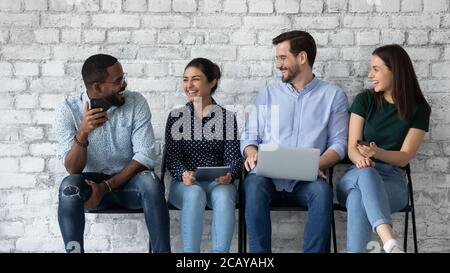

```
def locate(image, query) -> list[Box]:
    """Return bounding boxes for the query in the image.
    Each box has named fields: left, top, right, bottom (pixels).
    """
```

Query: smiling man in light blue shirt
left=241, top=31, right=349, bottom=253
left=54, top=54, right=170, bottom=253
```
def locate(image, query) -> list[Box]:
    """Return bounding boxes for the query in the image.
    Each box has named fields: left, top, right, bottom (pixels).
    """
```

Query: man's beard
left=105, top=87, right=125, bottom=107
left=280, top=65, right=299, bottom=83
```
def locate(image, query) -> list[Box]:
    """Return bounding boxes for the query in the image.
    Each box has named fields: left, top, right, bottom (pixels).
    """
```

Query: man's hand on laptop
left=317, top=169, right=327, bottom=180
left=244, top=146, right=258, bottom=171
left=182, top=171, right=196, bottom=186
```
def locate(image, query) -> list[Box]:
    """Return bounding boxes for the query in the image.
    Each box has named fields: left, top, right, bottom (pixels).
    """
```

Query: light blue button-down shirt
left=240, top=77, right=349, bottom=192
left=54, top=90, right=156, bottom=175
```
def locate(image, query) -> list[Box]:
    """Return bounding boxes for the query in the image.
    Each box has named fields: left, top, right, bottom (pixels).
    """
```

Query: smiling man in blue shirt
left=54, top=54, right=170, bottom=253
left=241, top=31, right=349, bottom=253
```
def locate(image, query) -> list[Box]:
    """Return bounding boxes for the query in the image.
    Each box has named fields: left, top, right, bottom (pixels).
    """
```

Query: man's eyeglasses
left=102, top=73, right=127, bottom=85
left=275, top=56, right=287, bottom=64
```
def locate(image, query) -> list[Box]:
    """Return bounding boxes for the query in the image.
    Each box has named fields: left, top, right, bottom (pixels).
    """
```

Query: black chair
left=85, top=206, right=143, bottom=214
left=240, top=169, right=335, bottom=253
left=160, top=144, right=245, bottom=253
left=329, top=159, right=418, bottom=253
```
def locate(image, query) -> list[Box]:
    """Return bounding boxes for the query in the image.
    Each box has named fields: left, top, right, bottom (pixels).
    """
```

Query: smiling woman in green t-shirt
left=337, top=44, right=431, bottom=253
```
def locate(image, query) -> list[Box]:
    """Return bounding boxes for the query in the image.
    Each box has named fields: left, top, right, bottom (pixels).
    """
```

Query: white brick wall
left=0, top=62, right=12, bottom=76
left=0, top=0, right=449, bottom=253
left=248, top=0, right=273, bottom=13
left=275, top=0, right=300, bottom=14
left=402, top=0, right=422, bottom=12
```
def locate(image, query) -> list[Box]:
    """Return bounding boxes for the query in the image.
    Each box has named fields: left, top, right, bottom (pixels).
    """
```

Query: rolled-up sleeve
left=54, top=101, right=77, bottom=165
left=327, top=89, right=349, bottom=160
left=131, top=97, right=156, bottom=170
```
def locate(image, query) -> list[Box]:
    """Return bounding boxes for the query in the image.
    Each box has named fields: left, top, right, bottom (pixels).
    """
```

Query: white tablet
left=195, top=166, right=231, bottom=181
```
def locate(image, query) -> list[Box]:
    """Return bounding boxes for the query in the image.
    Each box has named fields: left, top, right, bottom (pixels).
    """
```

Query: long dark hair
left=184, top=58, right=221, bottom=94
left=372, top=44, right=431, bottom=120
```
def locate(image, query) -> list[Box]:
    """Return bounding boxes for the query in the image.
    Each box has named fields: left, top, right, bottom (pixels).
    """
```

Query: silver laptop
left=255, top=144, right=320, bottom=181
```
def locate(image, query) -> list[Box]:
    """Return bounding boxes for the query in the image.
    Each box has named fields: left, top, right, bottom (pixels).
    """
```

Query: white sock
left=383, top=239, right=399, bottom=253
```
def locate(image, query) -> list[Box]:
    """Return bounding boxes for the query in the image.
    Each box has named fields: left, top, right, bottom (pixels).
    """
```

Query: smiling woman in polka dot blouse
left=165, top=58, right=242, bottom=253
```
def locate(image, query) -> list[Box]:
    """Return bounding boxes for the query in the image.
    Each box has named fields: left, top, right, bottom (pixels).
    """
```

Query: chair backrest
left=159, top=143, right=180, bottom=210
left=402, top=164, right=415, bottom=212
left=160, top=142, right=168, bottom=185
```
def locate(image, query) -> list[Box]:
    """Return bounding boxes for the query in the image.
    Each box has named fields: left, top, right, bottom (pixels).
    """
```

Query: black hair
left=184, top=58, right=221, bottom=94
left=272, top=30, right=317, bottom=68
left=81, top=54, right=118, bottom=88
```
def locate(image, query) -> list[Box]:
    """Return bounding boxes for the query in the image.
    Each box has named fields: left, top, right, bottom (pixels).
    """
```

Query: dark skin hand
left=65, top=102, right=108, bottom=174
left=84, top=160, right=147, bottom=209
left=84, top=180, right=107, bottom=209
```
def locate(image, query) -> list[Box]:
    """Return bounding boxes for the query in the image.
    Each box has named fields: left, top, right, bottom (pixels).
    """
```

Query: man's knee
left=310, top=180, right=333, bottom=201
left=59, top=174, right=87, bottom=198
left=135, top=171, right=164, bottom=195
left=244, top=174, right=269, bottom=194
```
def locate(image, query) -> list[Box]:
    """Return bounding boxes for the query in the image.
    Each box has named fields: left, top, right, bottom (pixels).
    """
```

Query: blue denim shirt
left=240, top=77, right=349, bottom=192
left=54, top=90, right=156, bottom=175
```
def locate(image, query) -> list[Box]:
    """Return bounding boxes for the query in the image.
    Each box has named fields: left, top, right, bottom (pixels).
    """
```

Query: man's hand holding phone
left=79, top=101, right=108, bottom=136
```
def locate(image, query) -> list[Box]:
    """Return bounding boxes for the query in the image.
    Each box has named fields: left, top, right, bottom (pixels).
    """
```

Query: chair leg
left=331, top=208, right=337, bottom=253
left=238, top=205, right=243, bottom=253
left=403, top=211, right=409, bottom=252
left=242, top=220, right=247, bottom=253
left=411, top=208, right=418, bottom=253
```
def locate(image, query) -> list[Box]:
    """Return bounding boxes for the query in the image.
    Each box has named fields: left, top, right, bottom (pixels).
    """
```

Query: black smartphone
left=357, top=140, right=370, bottom=146
left=90, top=98, right=111, bottom=112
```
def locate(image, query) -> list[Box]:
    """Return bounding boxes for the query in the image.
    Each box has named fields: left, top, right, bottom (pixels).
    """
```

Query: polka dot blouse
left=165, top=100, right=242, bottom=182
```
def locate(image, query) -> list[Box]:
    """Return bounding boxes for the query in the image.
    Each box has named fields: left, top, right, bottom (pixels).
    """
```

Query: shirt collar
left=81, top=89, right=90, bottom=103
left=286, top=74, right=320, bottom=95
left=80, top=89, right=119, bottom=112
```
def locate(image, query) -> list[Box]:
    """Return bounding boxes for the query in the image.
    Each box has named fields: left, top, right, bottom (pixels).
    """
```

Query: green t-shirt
left=350, top=90, right=430, bottom=151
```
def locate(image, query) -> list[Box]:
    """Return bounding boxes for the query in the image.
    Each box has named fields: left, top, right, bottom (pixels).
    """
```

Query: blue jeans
left=244, top=174, right=333, bottom=253
left=168, top=180, right=237, bottom=253
left=336, top=163, right=408, bottom=253
left=58, top=171, right=171, bottom=253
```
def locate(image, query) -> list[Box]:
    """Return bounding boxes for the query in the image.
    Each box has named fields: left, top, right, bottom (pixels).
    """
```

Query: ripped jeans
left=57, top=171, right=170, bottom=253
